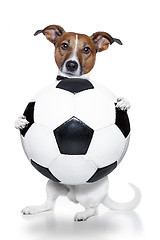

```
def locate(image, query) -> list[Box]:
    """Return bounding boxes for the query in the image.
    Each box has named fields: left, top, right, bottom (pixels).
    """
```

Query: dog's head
left=34, top=25, right=122, bottom=77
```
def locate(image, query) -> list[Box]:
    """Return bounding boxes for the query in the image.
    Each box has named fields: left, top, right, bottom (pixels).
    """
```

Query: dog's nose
left=66, top=60, right=78, bottom=72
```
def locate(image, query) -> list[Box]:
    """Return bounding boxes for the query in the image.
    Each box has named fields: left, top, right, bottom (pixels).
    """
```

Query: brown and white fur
left=15, top=25, right=140, bottom=221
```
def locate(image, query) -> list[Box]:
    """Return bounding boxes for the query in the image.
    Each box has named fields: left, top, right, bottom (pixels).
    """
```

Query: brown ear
left=91, top=32, right=122, bottom=52
left=34, top=25, right=65, bottom=44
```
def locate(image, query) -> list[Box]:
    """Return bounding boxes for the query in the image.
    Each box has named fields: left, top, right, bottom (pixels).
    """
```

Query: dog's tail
left=102, top=183, right=141, bottom=211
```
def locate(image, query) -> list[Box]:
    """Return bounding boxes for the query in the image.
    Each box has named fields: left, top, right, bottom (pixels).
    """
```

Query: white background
left=0, top=0, right=159, bottom=239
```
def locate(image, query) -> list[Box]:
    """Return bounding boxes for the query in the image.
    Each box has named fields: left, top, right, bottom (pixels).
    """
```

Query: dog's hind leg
left=74, top=177, right=109, bottom=221
left=21, top=180, right=68, bottom=215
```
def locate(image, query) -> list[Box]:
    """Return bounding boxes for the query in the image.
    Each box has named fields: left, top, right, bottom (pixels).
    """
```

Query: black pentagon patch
left=54, top=116, right=94, bottom=155
left=31, top=160, right=60, bottom=182
left=56, top=78, right=94, bottom=94
left=20, top=102, right=35, bottom=137
left=115, top=108, right=130, bottom=138
left=87, top=161, right=117, bottom=183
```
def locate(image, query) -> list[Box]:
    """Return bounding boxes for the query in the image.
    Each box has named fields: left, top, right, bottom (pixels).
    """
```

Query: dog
left=15, top=25, right=141, bottom=221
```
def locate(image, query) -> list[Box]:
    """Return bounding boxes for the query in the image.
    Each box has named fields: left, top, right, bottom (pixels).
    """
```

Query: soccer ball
left=20, top=78, right=130, bottom=185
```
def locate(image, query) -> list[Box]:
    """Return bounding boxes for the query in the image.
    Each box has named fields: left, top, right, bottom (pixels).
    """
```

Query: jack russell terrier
left=15, top=25, right=141, bottom=221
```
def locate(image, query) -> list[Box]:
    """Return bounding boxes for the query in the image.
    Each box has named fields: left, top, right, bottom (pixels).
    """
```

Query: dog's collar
left=56, top=75, right=88, bottom=81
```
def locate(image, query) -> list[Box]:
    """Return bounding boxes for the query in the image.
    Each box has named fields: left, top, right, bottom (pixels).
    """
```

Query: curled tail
left=102, top=183, right=141, bottom=210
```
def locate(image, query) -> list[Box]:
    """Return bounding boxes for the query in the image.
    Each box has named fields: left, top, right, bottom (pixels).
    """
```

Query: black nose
left=66, top=60, right=78, bottom=72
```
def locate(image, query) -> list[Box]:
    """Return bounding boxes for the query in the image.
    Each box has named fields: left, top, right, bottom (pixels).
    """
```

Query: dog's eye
left=61, top=43, right=69, bottom=50
left=83, top=47, right=91, bottom=54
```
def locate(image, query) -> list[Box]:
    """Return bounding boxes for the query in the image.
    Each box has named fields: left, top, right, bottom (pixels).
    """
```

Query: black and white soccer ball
left=20, top=78, right=130, bottom=185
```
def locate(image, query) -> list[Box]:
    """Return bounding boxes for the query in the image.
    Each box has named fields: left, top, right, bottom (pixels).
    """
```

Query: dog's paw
left=21, top=203, right=54, bottom=215
left=21, top=206, right=37, bottom=215
left=116, top=98, right=131, bottom=111
left=21, top=206, right=44, bottom=215
left=74, top=212, right=88, bottom=222
left=14, top=115, right=29, bottom=130
left=74, top=209, right=98, bottom=222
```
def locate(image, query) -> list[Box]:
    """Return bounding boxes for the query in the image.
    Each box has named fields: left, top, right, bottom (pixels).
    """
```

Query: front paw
left=14, top=115, right=29, bottom=130
left=116, top=98, right=131, bottom=111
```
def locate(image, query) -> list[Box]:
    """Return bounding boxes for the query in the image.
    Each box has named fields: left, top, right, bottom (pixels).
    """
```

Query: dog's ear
left=91, top=32, right=122, bottom=52
left=34, top=25, right=65, bottom=45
